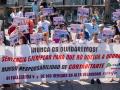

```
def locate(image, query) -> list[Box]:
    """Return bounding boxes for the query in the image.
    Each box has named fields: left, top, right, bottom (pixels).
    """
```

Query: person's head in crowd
left=79, top=32, right=85, bottom=40
left=12, top=7, right=16, bottom=13
left=39, top=15, right=45, bottom=22
left=19, top=36, right=27, bottom=45
left=40, top=0, right=48, bottom=8
left=113, top=35, right=120, bottom=44
left=19, top=6, right=24, bottom=12
left=40, top=5, right=44, bottom=11
left=91, top=33, right=100, bottom=43
left=99, top=24, right=104, bottom=33
left=105, top=38, right=113, bottom=44
left=34, top=0, right=37, bottom=5
left=117, top=20, right=120, bottom=27
left=80, top=24, right=86, bottom=30
left=91, top=18, right=97, bottom=25
left=60, top=24, right=67, bottom=30
left=55, top=25, right=60, bottom=29
left=50, top=2, right=54, bottom=7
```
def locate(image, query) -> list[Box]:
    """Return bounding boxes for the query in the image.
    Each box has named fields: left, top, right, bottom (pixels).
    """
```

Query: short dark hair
left=19, top=36, right=27, bottom=44
left=20, top=7, right=23, bottom=11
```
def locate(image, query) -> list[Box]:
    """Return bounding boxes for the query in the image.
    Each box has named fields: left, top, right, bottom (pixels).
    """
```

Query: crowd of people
left=0, top=0, right=120, bottom=89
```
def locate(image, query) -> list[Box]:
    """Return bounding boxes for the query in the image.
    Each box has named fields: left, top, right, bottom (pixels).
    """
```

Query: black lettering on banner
left=52, top=47, right=58, bottom=52
left=61, top=65, right=67, bottom=69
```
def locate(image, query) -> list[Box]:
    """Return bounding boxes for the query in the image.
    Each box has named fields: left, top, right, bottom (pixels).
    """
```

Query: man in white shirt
left=17, top=7, right=24, bottom=17
left=37, top=15, right=50, bottom=43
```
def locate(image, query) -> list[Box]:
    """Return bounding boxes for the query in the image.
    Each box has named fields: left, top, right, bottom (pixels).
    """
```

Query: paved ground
left=1, top=79, right=120, bottom=90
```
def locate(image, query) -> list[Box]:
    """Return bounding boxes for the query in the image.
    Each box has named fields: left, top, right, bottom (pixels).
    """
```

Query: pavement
left=1, top=79, right=120, bottom=90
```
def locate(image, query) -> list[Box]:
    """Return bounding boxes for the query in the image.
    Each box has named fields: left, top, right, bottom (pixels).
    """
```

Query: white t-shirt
left=10, top=12, right=17, bottom=19
left=76, top=39, right=87, bottom=44
left=17, top=11, right=24, bottom=17
left=37, top=20, right=50, bottom=32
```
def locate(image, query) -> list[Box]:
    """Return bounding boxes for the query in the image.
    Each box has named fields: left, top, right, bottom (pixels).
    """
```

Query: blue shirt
left=85, top=23, right=99, bottom=37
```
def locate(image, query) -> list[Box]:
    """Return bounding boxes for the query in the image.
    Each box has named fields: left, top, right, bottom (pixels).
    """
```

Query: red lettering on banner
left=69, top=63, right=104, bottom=69
left=106, top=54, right=120, bottom=59
left=84, top=54, right=101, bottom=60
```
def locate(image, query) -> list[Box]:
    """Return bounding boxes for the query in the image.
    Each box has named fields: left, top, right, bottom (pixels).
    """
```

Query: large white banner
left=0, top=43, right=120, bottom=84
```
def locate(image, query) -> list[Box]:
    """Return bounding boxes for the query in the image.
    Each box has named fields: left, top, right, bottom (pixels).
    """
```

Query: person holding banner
left=37, top=15, right=50, bottom=44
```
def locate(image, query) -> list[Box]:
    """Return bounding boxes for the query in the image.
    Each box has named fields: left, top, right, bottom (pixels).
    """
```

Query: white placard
left=53, top=17, right=65, bottom=25
left=9, top=33, right=19, bottom=46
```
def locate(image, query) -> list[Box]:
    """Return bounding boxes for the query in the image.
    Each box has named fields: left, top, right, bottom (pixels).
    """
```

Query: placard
left=43, top=8, right=54, bottom=16
left=9, top=33, right=19, bottom=46
left=53, top=17, right=65, bottom=25
left=19, top=25, right=29, bottom=34
left=25, top=12, right=35, bottom=19
left=103, top=28, right=115, bottom=39
left=77, top=7, right=89, bottom=17
left=13, top=17, right=27, bottom=26
left=30, top=33, right=43, bottom=44
left=70, top=24, right=81, bottom=33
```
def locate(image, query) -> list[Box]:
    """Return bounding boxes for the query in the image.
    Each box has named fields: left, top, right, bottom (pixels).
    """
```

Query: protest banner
left=13, top=17, right=27, bottom=26
left=53, top=17, right=65, bottom=25
left=9, top=33, right=19, bottom=46
left=25, top=12, right=35, bottom=19
left=19, top=25, right=29, bottom=34
left=43, top=8, right=54, bottom=16
left=30, top=33, right=43, bottom=44
left=0, top=43, right=120, bottom=84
